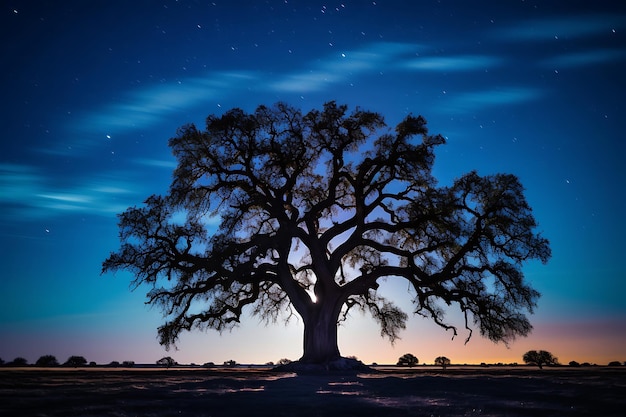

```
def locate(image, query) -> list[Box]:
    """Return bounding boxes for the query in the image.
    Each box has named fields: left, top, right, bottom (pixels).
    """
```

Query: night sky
left=2, top=1, right=625, bottom=366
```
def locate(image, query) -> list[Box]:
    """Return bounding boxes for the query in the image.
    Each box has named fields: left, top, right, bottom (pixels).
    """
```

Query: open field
left=1, top=366, right=624, bottom=416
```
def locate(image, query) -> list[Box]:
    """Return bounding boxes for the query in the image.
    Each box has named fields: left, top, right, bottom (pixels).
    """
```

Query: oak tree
left=523, top=350, right=558, bottom=369
left=434, top=356, right=451, bottom=369
left=35, top=355, right=59, bottom=367
left=397, top=353, right=419, bottom=367
left=64, top=356, right=87, bottom=367
left=103, top=102, right=551, bottom=365
left=156, top=356, right=177, bottom=368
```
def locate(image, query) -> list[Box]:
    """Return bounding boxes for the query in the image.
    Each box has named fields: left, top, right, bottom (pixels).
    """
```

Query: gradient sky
left=1, top=1, right=625, bottom=366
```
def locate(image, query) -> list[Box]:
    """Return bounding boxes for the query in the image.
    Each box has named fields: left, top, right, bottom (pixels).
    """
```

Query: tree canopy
left=35, top=355, right=59, bottom=367
left=156, top=356, right=177, bottom=367
left=64, top=355, right=87, bottom=367
left=103, top=101, right=551, bottom=365
left=434, top=356, right=451, bottom=369
left=523, top=350, right=558, bottom=369
left=397, top=353, right=419, bottom=367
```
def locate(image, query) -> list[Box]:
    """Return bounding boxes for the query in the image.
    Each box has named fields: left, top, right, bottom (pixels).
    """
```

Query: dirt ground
left=1, top=366, right=624, bottom=416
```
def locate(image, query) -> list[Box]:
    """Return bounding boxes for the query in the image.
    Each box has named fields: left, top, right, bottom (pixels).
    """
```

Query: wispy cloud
left=75, top=71, right=258, bottom=135
left=0, top=163, right=42, bottom=206
left=402, top=55, right=502, bottom=72
left=269, top=42, right=421, bottom=92
left=133, top=157, right=177, bottom=169
left=68, top=41, right=527, bottom=143
left=541, top=48, right=626, bottom=68
left=0, top=163, right=140, bottom=221
left=494, top=14, right=626, bottom=41
left=70, top=42, right=423, bottom=139
left=439, top=86, right=543, bottom=113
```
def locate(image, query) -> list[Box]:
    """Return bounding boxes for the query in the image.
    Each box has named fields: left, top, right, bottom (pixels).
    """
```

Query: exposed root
left=272, top=357, right=373, bottom=375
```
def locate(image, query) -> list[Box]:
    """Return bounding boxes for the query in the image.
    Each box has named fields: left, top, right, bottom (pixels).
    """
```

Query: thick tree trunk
left=300, top=302, right=341, bottom=364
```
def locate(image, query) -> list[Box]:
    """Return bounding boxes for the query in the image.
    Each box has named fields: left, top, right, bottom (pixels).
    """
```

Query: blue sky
left=1, top=1, right=625, bottom=365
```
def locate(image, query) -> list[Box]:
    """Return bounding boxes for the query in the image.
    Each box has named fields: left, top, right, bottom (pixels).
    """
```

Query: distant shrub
left=223, top=360, right=237, bottom=367
left=122, top=361, right=135, bottom=367
left=64, top=356, right=88, bottom=367
left=277, top=358, right=292, bottom=366
left=569, top=361, right=581, bottom=367
left=522, top=350, right=558, bottom=369
left=108, top=361, right=120, bottom=367
left=89, top=361, right=97, bottom=367
left=9, top=357, right=28, bottom=367
left=397, top=353, right=419, bottom=367
left=156, top=356, right=177, bottom=368
left=0, top=358, right=4, bottom=366
left=608, top=361, right=622, bottom=367
left=434, top=356, right=451, bottom=369
left=203, top=362, right=215, bottom=368
left=36, top=355, right=59, bottom=367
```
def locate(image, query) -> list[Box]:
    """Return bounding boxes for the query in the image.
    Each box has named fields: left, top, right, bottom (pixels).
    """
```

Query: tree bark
left=300, top=302, right=342, bottom=364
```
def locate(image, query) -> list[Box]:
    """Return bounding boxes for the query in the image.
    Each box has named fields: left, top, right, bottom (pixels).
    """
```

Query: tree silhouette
left=64, top=356, right=87, bottom=367
left=434, top=356, right=451, bottom=369
left=156, top=356, right=177, bottom=368
left=35, top=355, right=59, bottom=367
left=397, top=353, right=419, bottom=367
left=103, top=102, right=551, bottom=365
left=522, top=350, right=558, bottom=369
left=8, top=357, right=28, bottom=367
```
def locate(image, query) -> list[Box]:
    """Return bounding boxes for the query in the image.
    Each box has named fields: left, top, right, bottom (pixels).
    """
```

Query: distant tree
left=607, top=361, right=622, bottom=367
left=0, top=358, right=4, bottom=366
left=277, top=358, right=292, bottom=366
left=203, top=362, right=215, bottom=368
left=103, top=102, right=551, bottom=366
left=35, top=355, right=59, bottom=367
left=64, top=356, right=87, bottom=367
left=108, top=361, right=121, bottom=367
left=522, top=350, right=558, bottom=369
left=156, top=356, right=177, bottom=368
left=224, top=360, right=237, bottom=367
left=122, top=361, right=135, bottom=367
left=569, top=360, right=581, bottom=367
left=434, top=356, right=451, bottom=369
left=9, top=357, right=28, bottom=367
left=397, top=353, right=419, bottom=367
left=89, top=361, right=97, bottom=367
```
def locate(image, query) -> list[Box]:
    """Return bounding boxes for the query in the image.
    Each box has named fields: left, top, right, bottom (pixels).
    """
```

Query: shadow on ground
left=1, top=367, right=624, bottom=416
